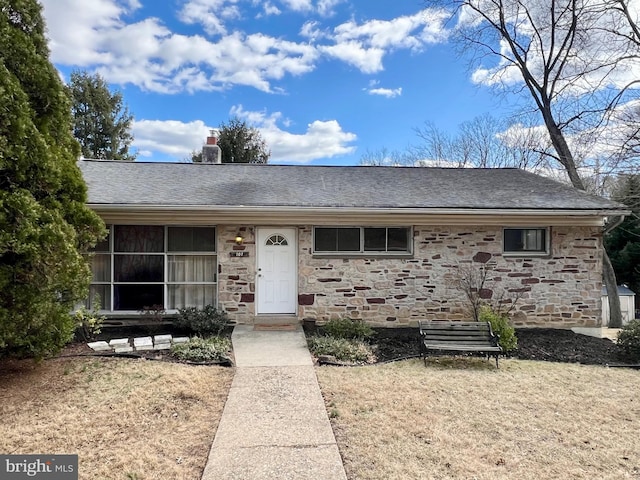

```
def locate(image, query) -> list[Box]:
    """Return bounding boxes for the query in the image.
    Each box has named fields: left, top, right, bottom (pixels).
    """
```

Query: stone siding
left=217, top=224, right=603, bottom=327
left=297, top=225, right=603, bottom=328
left=217, top=226, right=256, bottom=321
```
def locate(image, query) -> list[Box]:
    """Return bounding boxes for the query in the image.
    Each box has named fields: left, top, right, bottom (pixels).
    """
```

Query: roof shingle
left=78, top=160, right=626, bottom=211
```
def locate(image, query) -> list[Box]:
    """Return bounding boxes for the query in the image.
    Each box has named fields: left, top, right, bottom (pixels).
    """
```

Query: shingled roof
left=78, top=160, right=626, bottom=212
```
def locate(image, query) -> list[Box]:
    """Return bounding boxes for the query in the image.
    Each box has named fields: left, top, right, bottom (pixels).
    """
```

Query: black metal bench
left=418, top=321, right=502, bottom=368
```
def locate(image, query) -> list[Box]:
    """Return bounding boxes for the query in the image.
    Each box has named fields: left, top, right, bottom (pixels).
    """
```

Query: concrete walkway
left=201, top=325, right=348, bottom=480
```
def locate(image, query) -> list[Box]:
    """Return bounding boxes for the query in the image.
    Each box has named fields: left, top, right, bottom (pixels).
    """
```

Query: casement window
left=313, top=227, right=411, bottom=255
left=503, top=228, right=549, bottom=255
left=87, top=225, right=217, bottom=312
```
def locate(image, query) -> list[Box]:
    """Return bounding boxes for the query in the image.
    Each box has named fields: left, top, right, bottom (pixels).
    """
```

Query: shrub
left=139, top=304, right=166, bottom=323
left=617, top=319, right=640, bottom=360
left=321, top=318, right=376, bottom=341
left=0, top=0, right=106, bottom=360
left=479, top=305, right=518, bottom=352
left=307, top=336, right=374, bottom=363
left=175, top=305, right=230, bottom=336
left=74, top=297, right=106, bottom=342
left=171, top=336, right=231, bottom=363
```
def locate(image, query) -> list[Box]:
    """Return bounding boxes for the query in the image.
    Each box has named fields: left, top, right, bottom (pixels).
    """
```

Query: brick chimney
left=202, top=129, right=222, bottom=164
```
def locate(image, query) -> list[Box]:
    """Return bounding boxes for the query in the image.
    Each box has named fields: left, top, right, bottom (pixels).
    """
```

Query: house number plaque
left=229, top=251, right=249, bottom=257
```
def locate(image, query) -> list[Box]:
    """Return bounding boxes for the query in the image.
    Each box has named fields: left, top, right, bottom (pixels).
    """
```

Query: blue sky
left=39, top=0, right=514, bottom=165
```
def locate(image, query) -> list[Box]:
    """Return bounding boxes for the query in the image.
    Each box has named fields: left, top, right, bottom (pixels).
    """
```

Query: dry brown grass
left=317, top=358, right=640, bottom=480
left=0, top=356, right=233, bottom=480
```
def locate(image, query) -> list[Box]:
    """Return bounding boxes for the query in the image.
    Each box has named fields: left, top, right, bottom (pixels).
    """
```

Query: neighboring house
left=78, top=153, right=629, bottom=328
left=602, top=286, right=636, bottom=326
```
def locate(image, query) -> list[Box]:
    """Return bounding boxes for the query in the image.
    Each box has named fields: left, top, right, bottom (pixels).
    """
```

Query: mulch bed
left=373, top=327, right=633, bottom=365
left=62, top=325, right=633, bottom=367
left=305, top=324, right=635, bottom=366
left=514, top=328, right=626, bottom=365
left=56, top=326, right=235, bottom=366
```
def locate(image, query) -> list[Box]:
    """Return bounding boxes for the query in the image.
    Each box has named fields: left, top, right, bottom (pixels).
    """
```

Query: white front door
left=256, top=228, right=297, bottom=314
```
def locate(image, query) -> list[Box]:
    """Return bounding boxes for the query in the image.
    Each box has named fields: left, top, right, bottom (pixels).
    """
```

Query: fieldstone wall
left=297, top=225, right=603, bottom=328
left=216, top=224, right=603, bottom=327
left=217, top=225, right=256, bottom=322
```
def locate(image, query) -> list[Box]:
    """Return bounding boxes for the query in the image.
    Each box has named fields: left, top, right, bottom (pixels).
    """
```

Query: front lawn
left=0, top=357, right=233, bottom=479
left=317, top=359, right=640, bottom=480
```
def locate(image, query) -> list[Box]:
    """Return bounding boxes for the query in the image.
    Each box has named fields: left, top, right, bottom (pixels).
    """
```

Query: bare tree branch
left=425, top=0, right=640, bottom=326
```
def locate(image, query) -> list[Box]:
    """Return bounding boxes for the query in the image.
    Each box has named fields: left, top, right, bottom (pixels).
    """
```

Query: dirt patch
left=0, top=356, right=233, bottom=479
left=317, top=359, right=640, bottom=480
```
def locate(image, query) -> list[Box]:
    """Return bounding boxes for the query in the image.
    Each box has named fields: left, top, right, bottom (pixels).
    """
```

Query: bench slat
left=421, top=332, right=491, bottom=337
left=423, top=344, right=502, bottom=352
left=420, top=327, right=490, bottom=333
left=424, top=339, right=500, bottom=345
left=423, top=335, right=494, bottom=342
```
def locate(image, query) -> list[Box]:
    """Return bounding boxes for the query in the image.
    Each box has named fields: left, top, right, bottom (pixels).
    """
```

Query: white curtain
left=88, top=254, right=111, bottom=309
left=168, top=255, right=217, bottom=308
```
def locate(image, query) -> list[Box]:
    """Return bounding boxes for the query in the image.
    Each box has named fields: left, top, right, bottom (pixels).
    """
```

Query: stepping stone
left=154, top=334, right=172, bottom=344
left=88, top=341, right=111, bottom=351
left=173, top=337, right=189, bottom=344
left=154, top=343, right=171, bottom=350
left=109, top=338, right=130, bottom=347
left=115, top=346, right=134, bottom=353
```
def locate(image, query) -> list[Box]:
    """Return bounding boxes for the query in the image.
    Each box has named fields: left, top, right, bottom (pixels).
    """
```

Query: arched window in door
left=265, top=234, right=288, bottom=246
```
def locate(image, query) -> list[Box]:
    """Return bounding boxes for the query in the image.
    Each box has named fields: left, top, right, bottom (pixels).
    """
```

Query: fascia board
left=88, top=204, right=627, bottom=227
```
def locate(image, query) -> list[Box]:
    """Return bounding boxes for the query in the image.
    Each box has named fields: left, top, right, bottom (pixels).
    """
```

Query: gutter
left=87, top=204, right=630, bottom=217
left=603, top=214, right=626, bottom=234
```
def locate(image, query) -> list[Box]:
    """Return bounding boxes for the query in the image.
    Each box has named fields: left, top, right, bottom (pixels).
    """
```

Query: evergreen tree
left=69, top=70, right=135, bottom=160
left=193, top=118, right=270, bottom=163
left=606, top=176, right=640, bottom=303
left=0, top=0, right=105, bottom=358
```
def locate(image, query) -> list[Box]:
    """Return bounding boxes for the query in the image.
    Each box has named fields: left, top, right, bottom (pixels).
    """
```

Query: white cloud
left=320, top=43, right=385, bottom=73
left=258, top=2, right=282, bottom=16
left=231, top=105, right=357, bottom=163
left=280, top=0, right=313, bottom=12
left=322, top=9, right=449, bottom=73
left=275, top=0, right=342, bottom=16
left=41, top=0, right=319, bottom=94
left=300, top=20, right=325, bottom=41
left=41, top=1, right=449, bottom=93
left=178, top=0, right=242, bottom=36
left=131, top=107, right=357, bottom=163
left=366, top=86, right=402, bottom=98
left=40, top=0, right=130, bottom=65
left=132, top=119, right=212, bottom=158
left=317, top=0, right=342, bottom=17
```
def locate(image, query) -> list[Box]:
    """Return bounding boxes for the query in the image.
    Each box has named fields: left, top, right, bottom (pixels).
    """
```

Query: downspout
left=603, top=214, right=625, bottom=235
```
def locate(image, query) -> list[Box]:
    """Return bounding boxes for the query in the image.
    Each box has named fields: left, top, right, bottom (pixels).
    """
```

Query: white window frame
left=502, top=227, right=550, bottom=256
left=87, top=225, right=218, bottom=313
left=312, top=226, right=413, bottom=256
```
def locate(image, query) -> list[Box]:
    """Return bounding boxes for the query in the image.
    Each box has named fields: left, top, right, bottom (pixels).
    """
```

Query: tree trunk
left=541, top=115, right=623, bottom=328
left=542, top=111, right=586, bottom=189
left=603, top=250, right=623, bottom=328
